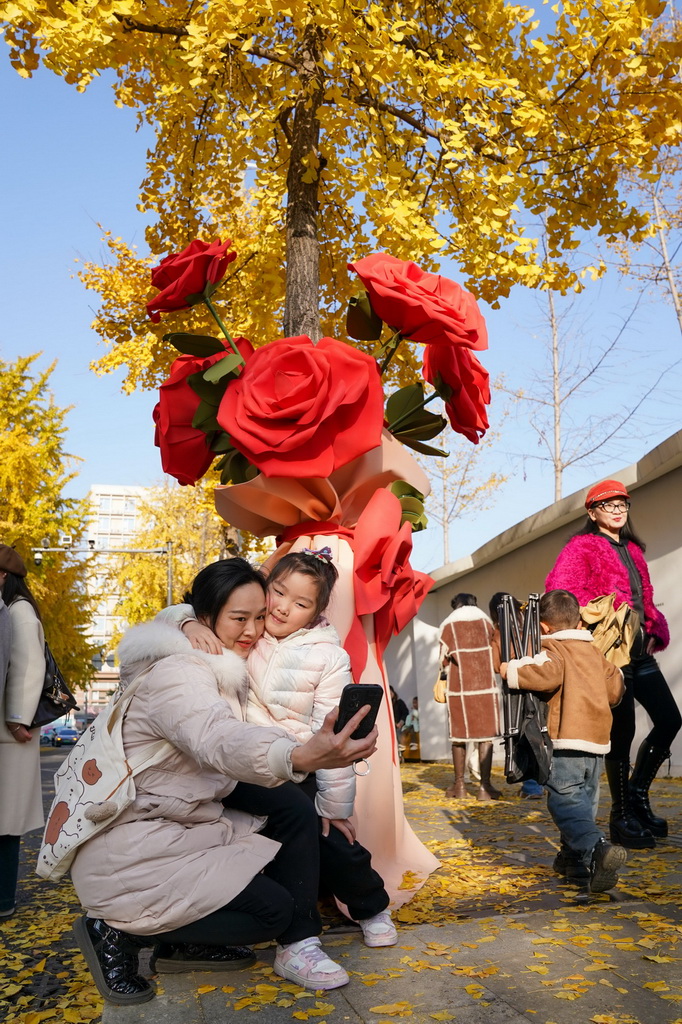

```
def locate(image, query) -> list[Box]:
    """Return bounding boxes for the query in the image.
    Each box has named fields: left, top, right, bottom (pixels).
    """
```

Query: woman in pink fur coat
left=546, top=479, right=679, bottom=850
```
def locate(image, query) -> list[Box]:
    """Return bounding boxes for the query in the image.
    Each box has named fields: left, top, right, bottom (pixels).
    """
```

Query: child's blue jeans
left=545, top=751, right=604, bottom=871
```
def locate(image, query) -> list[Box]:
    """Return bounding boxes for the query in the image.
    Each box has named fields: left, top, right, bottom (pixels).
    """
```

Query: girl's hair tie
left=302, top=546, right=333, bottom=563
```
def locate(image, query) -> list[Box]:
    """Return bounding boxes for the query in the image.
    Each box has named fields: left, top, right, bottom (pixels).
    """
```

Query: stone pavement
left=102, top=761, right=682, bottom=1024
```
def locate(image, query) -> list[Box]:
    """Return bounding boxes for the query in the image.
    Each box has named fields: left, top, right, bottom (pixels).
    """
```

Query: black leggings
left=607, top=651, right=681, bottom=762
left=224, top=777, right=388, bottom=938
left=152, top=873, right=294, bottom=947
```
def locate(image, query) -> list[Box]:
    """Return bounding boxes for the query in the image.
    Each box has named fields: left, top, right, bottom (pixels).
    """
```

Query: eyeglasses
left=596, top=501, right=630, bottom=513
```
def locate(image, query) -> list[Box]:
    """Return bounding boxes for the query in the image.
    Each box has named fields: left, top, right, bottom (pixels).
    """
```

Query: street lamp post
left=32, top=543, right=173, bottom=604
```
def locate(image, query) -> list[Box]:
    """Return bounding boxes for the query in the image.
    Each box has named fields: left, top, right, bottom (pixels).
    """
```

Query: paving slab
left=100, top=765, right=682, bottom=1024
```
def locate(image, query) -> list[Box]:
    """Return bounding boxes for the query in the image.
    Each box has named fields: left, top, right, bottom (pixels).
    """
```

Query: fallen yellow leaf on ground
left=369, top=1002, right=413, bottom=1015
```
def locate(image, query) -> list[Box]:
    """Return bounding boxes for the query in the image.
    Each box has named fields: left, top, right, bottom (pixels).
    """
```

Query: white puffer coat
left=247, top=621, right=356, bottom=820
left=157, top=605, right=356, bottom=820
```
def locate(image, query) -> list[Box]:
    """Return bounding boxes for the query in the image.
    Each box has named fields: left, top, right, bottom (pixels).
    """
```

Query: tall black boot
left=604, top=760, right=655, bottom=850
left=73, top=916, right=154, bottom=1005
left=629, top=742, right=669, bottom=838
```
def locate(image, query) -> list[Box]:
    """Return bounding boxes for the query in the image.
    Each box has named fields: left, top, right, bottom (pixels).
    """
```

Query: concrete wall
left=385, top=431, right=682, bottom=772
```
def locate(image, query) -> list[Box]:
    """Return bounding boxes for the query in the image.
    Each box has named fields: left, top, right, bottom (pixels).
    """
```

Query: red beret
left=585, top=480, right=630, bottom=509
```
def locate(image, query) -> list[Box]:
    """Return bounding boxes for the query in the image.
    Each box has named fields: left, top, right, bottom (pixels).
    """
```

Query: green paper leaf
left=394, top=412, right=447, bottom=441
left=396, top=436, right=449, bottom=458
left=388, top=480, right=428, bottom=532
left=191, top=401, right=221, bottom=433
left=209, top=431, right=236, bottom=453
left=202, top=353, right=243, bottom=383
left=218, top=449, right=259, bottom=485
left=385, top=383, right=425, bottom=424
left=182, top=290, right=207, bottom=307
left=389, top=480, right=425, bottom=502
left=346, top=291, right=383, bottom=341
left=187, top=370, right=227, bottom=405
left=163, top=332, right=226, bottom=357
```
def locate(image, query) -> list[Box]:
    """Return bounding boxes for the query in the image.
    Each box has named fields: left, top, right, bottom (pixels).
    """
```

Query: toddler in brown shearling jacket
left=500, top=589, right=627, bottom=897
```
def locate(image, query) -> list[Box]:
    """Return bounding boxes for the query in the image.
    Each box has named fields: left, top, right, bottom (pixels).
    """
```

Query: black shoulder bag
left=30, top=642, right=80, bottom=729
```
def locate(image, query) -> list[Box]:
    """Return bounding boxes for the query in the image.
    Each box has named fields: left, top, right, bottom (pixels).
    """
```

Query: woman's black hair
left=1, top=572, right=42, bottom=621
left=183, top=558, right=266, bottom=631
left=574, top=513, right=646, bottom=552
left=488, top=591, right=522, bottom=627
left=451, top=592, right=477, bottom=610
left=267, top=551, right=339, bottom=620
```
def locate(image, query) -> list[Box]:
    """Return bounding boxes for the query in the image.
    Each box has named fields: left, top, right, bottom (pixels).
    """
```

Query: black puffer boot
left=73, top=915, right=154, bottom=1005
left=629, top=742, right=669, bottom=838
left=150, top=943, right=256, bottom=973
left=604, top=760, right=655, bottom=849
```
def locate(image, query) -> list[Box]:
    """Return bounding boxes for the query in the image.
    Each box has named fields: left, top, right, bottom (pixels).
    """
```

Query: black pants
left=151, top=873, right=294, bottom=947
left=224, top=777, right=388, bottom=941
left=0, top=834, right=21, bottom=913
left=151, top=777, right=387, bottom=949
left=607, top=648, right=681, bottom=762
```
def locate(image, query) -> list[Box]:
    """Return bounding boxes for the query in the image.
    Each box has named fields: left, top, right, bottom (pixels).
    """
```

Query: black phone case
left=333, top=683, right=384, bottom=739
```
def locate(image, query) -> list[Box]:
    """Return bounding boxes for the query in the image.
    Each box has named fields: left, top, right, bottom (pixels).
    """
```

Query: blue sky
left=2, top=58, right=680, bottom=574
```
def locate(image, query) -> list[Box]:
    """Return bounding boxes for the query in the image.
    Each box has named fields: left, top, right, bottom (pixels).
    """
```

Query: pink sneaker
left=273, top=938, right=349, bottom=990
left=358, top=910, right=398, bottom=948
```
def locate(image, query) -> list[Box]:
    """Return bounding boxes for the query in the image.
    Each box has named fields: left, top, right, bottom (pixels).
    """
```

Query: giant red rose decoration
left=154, top=339, right=253, bottom=485
left=348, top=253, right=488, bottom=350
left=217, top=336, right=384, bottom=478
left=147, top=239, right=236, bottom=323
left=423, top=343, right=490, bottom=444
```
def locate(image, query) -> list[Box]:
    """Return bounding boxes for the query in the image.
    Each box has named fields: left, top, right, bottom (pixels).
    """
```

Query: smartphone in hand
left=333, top=683, right=384, bottom=740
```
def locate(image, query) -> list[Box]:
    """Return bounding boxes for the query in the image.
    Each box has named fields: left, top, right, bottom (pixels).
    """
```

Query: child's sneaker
left=357, top=910, right=398, bottom=948
left=273, top=937, right=349, bottom=990
left=589, top=839, right=627, bottom=893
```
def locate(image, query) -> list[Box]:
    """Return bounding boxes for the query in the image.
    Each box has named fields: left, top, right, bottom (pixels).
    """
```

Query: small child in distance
left=500, top=589, right=626, bottom=896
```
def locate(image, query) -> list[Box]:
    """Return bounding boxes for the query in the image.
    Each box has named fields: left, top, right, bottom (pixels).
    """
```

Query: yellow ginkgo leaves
left=5, top=1, right=682, bottom=388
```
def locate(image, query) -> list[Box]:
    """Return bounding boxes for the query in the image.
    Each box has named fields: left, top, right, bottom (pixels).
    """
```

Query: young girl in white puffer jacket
left=159, top=549, right=396, bottom=985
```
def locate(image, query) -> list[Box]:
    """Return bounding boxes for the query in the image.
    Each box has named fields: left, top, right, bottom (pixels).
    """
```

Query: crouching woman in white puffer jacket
left=70, top=559, right=377, bottom=1007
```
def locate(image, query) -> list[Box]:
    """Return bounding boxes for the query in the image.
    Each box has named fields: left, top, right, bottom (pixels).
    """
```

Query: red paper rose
left=147, top=239, right=237, bottom=323
left=154, top=338, right=253, bottom=485
left=218, top=336, right=384, bottom=478
left=423, top=344, right=490, bottom=444
left=348, top=253, right=488, bottom=350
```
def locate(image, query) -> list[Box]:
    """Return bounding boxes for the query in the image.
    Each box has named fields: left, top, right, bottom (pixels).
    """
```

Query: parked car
left=40, top=727, right=56, bottom=745
left=51, top=727, right=79, bottom=747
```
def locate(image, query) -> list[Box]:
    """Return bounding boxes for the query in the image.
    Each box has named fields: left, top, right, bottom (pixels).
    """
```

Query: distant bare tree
left=419, top=417, right=508, bottom=565
left=504, top=288, right=674, bottom=502
left=612, top=154, right=682, bottom=340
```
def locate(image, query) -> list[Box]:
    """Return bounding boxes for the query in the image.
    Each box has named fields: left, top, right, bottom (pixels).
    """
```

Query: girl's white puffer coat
left=247, top=621, right=356, bottom=820
left=156, top=606, right=356, bottom=820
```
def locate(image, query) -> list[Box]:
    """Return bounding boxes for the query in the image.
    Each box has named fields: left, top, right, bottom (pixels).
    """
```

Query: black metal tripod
left=498, top=593, right=553, bottom=785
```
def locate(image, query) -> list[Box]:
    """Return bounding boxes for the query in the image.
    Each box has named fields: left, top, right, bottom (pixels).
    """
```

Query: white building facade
left=77, top=485, right=149, bottom=720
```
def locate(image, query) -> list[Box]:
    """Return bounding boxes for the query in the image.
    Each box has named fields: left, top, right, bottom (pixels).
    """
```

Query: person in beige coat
left=0, top=545, right=46, bottom=919
left=70, top=558, right=379, bottom=1007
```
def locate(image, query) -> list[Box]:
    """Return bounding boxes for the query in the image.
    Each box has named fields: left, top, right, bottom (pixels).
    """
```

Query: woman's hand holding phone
left=291, top=705, right=378, bottom=774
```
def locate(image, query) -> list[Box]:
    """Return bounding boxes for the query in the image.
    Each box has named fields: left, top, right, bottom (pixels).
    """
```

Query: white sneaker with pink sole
left=357, top=910, right=398, bottom=947
left=273, top=937, right=349, bottom=990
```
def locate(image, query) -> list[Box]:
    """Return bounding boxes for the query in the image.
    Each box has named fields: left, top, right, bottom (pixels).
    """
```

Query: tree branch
left=116, top=16, right=297, bottom=69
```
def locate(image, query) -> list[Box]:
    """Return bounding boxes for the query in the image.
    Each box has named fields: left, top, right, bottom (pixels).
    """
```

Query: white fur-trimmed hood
left=439, top=606, right=493, bottom=629
left=117, top=620, right=248, bottom=703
